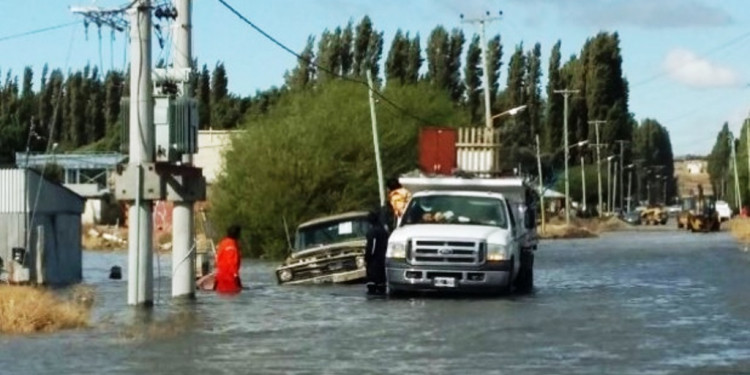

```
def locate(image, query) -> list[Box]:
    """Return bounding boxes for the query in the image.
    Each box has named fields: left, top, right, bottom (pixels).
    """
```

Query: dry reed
left=0, top=285, right=91, bottom=334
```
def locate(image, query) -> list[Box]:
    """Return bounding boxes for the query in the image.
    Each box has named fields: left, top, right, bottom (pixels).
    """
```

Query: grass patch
left=0, top=285, right=92, bottom=334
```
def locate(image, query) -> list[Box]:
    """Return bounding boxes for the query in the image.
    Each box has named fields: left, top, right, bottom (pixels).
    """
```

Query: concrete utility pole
left=128, top=0, right=154, bottom=306
left=580, top=154, right=586, bottom=211
left=627, top=169, right=633, bottom=212
left=366, top=70, right=386, bottom=208
left=461, top=11, right=502, bottom=128
left=606, top=156, right=613, bottom=213
left=731, top=133, right=742, bottom=210
left=589, top=120, right=606, bottom=216
left=615, top=140, right=629, bottom=211
left=555, top=89, right=579, bottom=224
left=536, top=134, right=545, bottom=234
left=171, top=0, right=195, bottom=300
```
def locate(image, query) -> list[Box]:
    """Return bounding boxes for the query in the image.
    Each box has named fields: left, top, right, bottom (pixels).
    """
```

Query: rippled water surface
left=3, top=230, right=750, bottom=374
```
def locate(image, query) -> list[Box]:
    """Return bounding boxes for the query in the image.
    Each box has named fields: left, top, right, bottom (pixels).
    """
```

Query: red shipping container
left=419, top=127, right=457, bottom=175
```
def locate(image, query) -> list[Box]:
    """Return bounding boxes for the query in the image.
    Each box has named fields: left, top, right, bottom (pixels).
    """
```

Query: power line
left=215, top=0, right=438, bottom=126
left=0, top=21, right=81, bottom=43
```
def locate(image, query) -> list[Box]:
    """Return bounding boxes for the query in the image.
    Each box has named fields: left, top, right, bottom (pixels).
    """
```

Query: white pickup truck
left=385, top=176, right=538, bottom=295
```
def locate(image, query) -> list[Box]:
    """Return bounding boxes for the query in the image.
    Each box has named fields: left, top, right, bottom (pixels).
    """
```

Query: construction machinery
left=676, top=196, right=694, bottom=229
left=685, top=186, right=720, bottom=232
left=641, top=206, right=668, bottom=225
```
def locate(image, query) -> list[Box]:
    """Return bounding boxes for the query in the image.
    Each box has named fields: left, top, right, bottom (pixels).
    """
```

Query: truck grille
left=409, top=239, right=484, bottom=265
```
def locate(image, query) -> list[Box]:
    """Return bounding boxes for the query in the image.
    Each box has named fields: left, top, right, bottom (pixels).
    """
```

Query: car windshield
left=294, top=217, right=370, bottom=251
left=401, top=195, right=508, bottom=228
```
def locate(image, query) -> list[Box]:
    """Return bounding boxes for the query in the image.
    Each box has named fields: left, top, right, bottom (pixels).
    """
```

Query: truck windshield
left=401, top=195, right=508, bottom=228
left=294, top=217, right=370, bottom=251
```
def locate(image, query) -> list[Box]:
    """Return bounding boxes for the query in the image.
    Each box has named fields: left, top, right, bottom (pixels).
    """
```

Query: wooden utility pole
left=615, top=140, right=630, bottom=210
left=367, top=70, right=386, bottom=208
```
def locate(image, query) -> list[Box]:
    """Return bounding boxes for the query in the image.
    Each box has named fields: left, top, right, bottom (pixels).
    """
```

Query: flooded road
left=3, top=230, right=750, bottom=374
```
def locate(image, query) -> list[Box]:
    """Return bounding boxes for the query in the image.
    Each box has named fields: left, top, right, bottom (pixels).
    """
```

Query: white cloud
left=662, top=49, right=742, bottom=89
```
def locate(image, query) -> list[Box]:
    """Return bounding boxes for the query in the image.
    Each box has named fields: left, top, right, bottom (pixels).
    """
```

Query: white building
left=194, top=129, right=242, bottom=184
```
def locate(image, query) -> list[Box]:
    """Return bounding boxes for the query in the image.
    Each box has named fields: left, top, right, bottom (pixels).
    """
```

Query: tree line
left=1, top=16, right=677, bottom=257
left=707, top=122, right=750, bottom=210
left=211, top=16, right=677, bottom=258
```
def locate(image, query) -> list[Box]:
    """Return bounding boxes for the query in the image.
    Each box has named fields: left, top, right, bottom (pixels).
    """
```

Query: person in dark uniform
left=365, top=210, right=389, bottom=294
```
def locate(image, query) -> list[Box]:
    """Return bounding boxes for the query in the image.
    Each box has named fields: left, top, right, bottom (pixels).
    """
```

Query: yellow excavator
left=685, top=185, right=720, bottom=232
left=641, top=205, right=668, bottom=225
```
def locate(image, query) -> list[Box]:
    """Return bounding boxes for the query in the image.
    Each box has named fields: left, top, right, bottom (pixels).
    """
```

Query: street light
left=490, top=104, right=527, bottom=123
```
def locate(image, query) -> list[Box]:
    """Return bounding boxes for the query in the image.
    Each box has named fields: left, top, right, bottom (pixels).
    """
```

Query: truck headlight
left=278, top=269, right=293, bottom=282
left=355, top=256, right=366, bottom=269
left=487, top=243, right=507, bottom=262
left=386, top=242, right=406, bottom=259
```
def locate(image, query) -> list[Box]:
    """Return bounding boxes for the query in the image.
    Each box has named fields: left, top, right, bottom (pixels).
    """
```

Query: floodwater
left=3, top=230, right=750, bottom=374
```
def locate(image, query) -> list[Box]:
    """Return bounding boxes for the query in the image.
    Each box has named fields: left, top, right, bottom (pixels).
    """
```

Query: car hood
left=288, top=239, right=365, bottom=260
left=390, top=224, right=510, bottom=245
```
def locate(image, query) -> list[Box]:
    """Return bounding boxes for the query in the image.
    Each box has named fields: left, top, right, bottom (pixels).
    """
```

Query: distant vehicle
left=666, top=205, right=681, bottom=216
left=621, top=210, right=641, bottom=225
left=715, top=201, right=732, bottom=222
left=275, top=211, right=369, bottom=285
left=641, top=206, right=668, bottom=225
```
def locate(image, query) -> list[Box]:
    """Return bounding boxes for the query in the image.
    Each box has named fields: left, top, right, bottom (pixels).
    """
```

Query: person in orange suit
left=214, top=224, right=243, bottom=294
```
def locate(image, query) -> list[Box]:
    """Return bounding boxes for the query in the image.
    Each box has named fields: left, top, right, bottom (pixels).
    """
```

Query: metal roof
left=15, top=152, right=125, bottom=169
left=0, top=169, right=84, bottom=214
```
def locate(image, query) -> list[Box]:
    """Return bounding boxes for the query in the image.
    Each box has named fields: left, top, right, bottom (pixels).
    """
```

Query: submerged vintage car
left=275, top=211, right=370, bottom=285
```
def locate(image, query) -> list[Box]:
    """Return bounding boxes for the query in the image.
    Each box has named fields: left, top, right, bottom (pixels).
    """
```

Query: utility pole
left=461, top=11, right=502, bottom=128
left=171, top=0, right=195, bottom=300
left=627, top=169, right=633, bottom=212
left=615, top=140, right=629, bottom=211
left=536, top=134, right=545, bottom=234
left=607, top=156, right=612, bottom=213
left=128, top=0, right=154, bottom=306
left=555, top=89, right=579, bottom=224
left=612, top=161, right=618, bottom=212
left=731, top=134, right=742, bottom=210
left=580, top=154, right=586, bottom=212
left=746, top=116, right=750, bottom=201
left=367, top=70, right=386, bottom=209
left=589, top=120, right=606, bottom=216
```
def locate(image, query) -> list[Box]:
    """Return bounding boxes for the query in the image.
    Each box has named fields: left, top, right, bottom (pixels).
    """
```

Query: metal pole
left=536, top=134, right=545, bottom=234
left=367, top=70, right=386, bottom=208
left=612, top=161, right=618, bottom=212
left=617, top=141, right=626, bottom=210
left=127, top=0, right=154, bottom=306
left=171, top=0, right=195, bottom=299
left=580, top=155, right=586, bottom=212
left=555, top=89, right=578, bottom=224
left=607, top=158, right=611, bottom=213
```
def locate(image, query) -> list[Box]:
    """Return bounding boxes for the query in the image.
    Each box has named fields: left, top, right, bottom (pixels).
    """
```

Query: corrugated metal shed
left=0, top=169, right=27, bottom=213
left=0, top=168, right=84, bottom=285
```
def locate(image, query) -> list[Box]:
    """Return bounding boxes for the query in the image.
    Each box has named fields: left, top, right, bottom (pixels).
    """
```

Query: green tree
left=405, top=33, right=422, bottom=84
left=284, top=35, right=316, bottom=91
left=196, top=64, right=211, bottom=128
left=385, top=29, right=409, bottom=85
left=526, top=43, right=543, bottom=146
left=464, top=34, right=482, bottom=124
left=545, top=40, right=563, bottom=154
left=707, top=122, right=732, bottom=200
left=339, top=21, right=354, bottom=76
left=486, top=35, right=502, bottom=112
left=210, top=80, right=466, bottom=258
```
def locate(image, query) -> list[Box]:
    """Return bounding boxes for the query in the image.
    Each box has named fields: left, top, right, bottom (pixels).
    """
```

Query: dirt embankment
left=538, top=216, right=629, bottom=240
left=0, top=285, right=92, bottom=334
left=728, top=218, right=750, bottom=246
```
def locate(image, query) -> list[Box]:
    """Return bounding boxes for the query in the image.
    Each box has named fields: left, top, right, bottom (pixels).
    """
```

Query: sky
left=1, top=0, right=750, bottom=157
